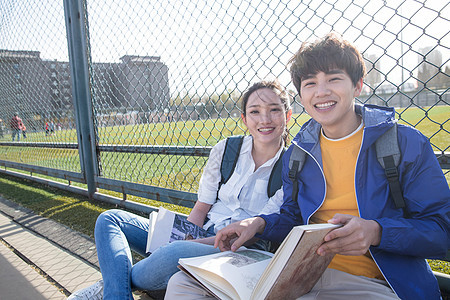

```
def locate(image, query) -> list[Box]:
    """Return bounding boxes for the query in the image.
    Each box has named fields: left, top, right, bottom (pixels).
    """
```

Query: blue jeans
left=12, top=129, right=20, bottom=141
left=94, top=209, right=271, bottom=300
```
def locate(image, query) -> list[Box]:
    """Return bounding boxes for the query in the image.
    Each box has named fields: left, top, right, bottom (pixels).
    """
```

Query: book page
left=179, top=249, right=273, bottom=300
left=147, top=207, right=175, bottom=253
left=180, top=264, right=236, bottom=300
left=170, top=214, right=209, bottom=242
left=146, top=207, right=210, bottom=253
left=145, top=211, right=158, bottom=253
left=252, top=225, right=304, bottom=298
left=255, top=223, right=341, bottom=299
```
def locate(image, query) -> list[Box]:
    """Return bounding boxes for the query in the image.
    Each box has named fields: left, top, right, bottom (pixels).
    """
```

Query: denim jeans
left=12, top=129, right=20, bottom=141
left=94, top=209, right=271, bottom=300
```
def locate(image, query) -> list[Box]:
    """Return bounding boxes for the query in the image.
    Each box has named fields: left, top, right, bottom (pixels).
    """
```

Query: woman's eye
left=249, top=110, right=259, bottom=114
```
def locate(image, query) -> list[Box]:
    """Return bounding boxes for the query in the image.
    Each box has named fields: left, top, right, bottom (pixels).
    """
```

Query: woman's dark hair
left=241, top=79, right=292, bottom=145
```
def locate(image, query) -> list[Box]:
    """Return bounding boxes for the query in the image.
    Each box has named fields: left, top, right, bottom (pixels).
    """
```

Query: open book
left=178, top=223, right=341, bottom=300
left=146, top=207, right=209, bottom=254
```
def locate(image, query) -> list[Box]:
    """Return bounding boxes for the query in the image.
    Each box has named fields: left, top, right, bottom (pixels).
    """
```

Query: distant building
left=0, top=50, right=51, bottom=127
left=0, top=49, right=170, bottom=129
left=115, top=55, right=169, bottom=111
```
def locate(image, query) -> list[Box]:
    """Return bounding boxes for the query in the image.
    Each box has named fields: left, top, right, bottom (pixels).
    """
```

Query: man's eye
left=249, top=110, right=259, bottom=114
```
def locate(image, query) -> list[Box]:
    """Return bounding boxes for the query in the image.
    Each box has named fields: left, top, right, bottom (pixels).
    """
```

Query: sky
left=1, top=0, right=448, bottom=97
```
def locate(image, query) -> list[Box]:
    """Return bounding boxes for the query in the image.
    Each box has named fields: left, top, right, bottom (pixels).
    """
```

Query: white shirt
left=198, top=135, right=284, bottom=233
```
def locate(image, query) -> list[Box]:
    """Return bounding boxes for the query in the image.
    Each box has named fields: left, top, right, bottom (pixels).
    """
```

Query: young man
left=165, top=33, right=450, bottom=299
left=10, top=112, right=22, bottom=142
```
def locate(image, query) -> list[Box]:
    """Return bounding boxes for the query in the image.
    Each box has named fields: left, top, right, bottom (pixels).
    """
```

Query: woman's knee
left=94, top=209, right=127, bottom=236
left=96, top=209, right=120, bottom=225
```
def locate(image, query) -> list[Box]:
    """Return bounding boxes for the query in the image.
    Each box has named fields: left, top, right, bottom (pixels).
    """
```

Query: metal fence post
left=63, top=0, right=99, bottom=198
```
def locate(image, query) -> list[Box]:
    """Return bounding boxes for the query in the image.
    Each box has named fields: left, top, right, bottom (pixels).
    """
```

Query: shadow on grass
left=0, top=173, right=117, bottom=237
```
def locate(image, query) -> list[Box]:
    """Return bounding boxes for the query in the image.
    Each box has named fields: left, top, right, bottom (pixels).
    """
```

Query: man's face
left=299, top=70, right=363, bottom=139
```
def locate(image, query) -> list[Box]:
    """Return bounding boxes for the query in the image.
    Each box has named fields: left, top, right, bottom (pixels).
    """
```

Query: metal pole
left=63, top=0, right=98, bottom=198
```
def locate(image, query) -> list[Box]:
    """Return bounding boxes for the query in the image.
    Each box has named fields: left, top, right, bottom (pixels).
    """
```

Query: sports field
left=0, top=105, right=448, bottom=195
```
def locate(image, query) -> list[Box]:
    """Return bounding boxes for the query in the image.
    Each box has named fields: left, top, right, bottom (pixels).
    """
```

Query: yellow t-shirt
left=311, top=124, right=384, bottom=280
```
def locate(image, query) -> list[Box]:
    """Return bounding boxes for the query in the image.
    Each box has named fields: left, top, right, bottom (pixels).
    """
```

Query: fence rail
left=0, top=0, right=449, bottom=212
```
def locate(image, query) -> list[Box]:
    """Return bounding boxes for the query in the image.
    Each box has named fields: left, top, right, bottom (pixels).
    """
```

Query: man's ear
left=353, top=78, right=364, bottom=97
left=286, top=109, right=292, bottom=123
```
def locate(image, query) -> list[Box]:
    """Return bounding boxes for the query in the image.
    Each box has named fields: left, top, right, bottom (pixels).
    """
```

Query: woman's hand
left=190, top=236, right=216, bottom=245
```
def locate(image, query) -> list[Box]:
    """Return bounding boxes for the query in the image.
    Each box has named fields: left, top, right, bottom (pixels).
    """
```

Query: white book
left=178, top=223, right=341, bottom=300
left=146, top=207, right=209, bottom=254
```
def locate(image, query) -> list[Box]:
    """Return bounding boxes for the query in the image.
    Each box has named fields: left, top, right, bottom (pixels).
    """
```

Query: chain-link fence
left=0, top=0, right=448, bottom=210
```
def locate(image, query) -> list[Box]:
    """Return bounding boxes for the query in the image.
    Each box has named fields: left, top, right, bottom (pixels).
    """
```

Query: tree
left=363, top=54, right=382, bottom=88
left=417, top=47, right=446, bottom=89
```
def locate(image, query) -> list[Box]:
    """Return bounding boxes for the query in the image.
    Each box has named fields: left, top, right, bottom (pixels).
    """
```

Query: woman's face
left=241, top=88, right=291, bottom=147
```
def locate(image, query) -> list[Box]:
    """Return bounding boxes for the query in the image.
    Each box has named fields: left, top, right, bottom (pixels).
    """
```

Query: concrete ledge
left=0, top=196, right=99, bottom=270
left=0, top=196, right=154, bottom=299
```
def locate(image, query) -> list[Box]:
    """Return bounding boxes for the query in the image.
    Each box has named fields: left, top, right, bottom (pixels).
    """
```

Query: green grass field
left=1, top=105, right=448, bottom=193
left=3, top=104, right=448, bottom=148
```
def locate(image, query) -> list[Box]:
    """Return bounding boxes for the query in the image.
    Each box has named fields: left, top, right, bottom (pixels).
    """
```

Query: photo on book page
left=171, top=213, right=209, bottom=241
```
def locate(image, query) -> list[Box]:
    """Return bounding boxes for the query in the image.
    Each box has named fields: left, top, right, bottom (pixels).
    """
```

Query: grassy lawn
left=0, top=172, right=116, bottom=236
left=1, top=105, right=448, bottom=148
left=0, top=105, right=448, bottom=194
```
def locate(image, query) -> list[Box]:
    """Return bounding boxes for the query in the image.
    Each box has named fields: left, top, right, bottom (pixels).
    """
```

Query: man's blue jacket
left=259, top=104, right=450, bottom=299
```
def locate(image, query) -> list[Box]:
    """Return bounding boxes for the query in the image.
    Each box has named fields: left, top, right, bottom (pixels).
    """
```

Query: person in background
left=45, top=122, right=50, bottom=136
left=10, top=112, right=22, bottom=142
left=167, top=33, right=450, bottom=300
left=50, top=120, right=55, bottom=135
left=68, top=79, right=292, bottom=300
left=0, top=119, right=4, bottom=138
left=20, top=121, right=26, bottom=139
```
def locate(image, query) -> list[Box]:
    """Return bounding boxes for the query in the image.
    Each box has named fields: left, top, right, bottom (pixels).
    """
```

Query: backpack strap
left=267, top=148, right=285, bottom=198
left=288, top=146, right=307, bottom=203
left=375, top=123, right=406, bottom=210
left=219, top=136, right=284, bottom=199
left=220, top=136, right=244, bottom=187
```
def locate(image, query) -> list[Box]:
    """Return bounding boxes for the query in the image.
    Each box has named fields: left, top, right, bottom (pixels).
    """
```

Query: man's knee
left=165, top=272, right=188, bottom=299
left=166, top=271, right=213, bottom=300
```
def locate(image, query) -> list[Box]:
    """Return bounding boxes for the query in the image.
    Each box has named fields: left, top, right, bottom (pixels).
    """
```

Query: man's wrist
left=370, top=220, right=382, bottom=246
left=254, top=217, right=267, bottom=234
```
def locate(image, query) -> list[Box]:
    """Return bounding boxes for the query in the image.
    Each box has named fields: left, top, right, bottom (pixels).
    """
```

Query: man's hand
left=317, top=214, right=382, bottom=256
left=214, top=217, right=266, bottom=252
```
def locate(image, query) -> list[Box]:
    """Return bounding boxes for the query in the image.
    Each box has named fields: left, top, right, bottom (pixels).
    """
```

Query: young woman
left=68, top=79, right=292, bottom=300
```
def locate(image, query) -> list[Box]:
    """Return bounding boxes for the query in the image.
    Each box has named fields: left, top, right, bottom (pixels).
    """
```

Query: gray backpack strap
left=376, top=123, right=401, bottom=168
left=375, top=123, right=406, bottom=210
left=288, top=146, right=307, bottom=203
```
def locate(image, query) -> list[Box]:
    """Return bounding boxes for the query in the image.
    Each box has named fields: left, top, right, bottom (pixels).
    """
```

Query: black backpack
left=219, top=136, right=284, bottom=198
